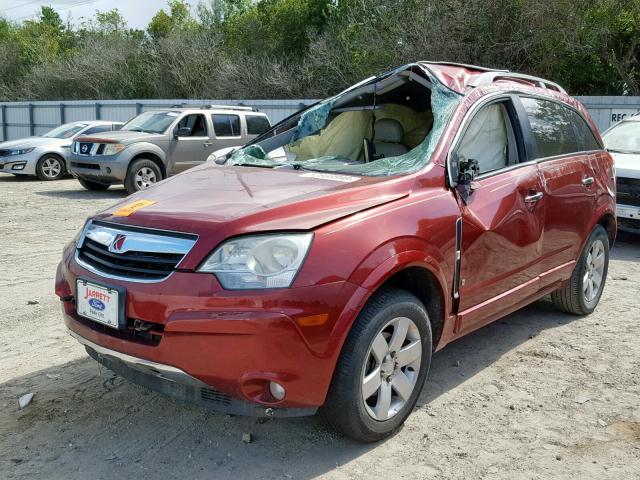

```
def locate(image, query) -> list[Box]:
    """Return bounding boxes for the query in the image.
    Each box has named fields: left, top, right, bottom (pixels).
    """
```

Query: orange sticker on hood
left=112, top=199, right=157, bottom=217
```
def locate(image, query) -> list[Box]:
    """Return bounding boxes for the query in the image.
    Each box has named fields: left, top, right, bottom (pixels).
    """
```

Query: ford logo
left=88, top=298, right=105, bottom=311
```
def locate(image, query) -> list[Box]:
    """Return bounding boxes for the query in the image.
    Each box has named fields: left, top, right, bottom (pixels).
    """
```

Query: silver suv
left=68, top=106, right=271, bottom=194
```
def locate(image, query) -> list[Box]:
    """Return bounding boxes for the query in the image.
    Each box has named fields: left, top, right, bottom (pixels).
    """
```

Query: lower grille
left=76, top=221, right=197, bottom=282
left=617, top=177, right=640, bottom=207
left=200, top=388, right=232, bottom=406
left=75, top=314, right=164, bottom=346
left=71, top=162, right=100, bottom=170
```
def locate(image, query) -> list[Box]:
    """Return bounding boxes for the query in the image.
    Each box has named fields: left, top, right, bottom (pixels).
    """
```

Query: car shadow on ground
left=34, top=188, right=127, bottom=201
left=1, top=299, right=585, bottom=479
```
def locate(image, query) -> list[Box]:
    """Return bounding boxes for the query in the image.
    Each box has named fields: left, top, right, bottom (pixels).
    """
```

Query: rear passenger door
left=453, top=97, right=546, bottom=335
left=211, top=113, right=244, bottom=150
left=519, top=97, right=600, bottom=288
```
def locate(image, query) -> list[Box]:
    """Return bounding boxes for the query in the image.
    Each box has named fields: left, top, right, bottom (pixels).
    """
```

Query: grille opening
left=78, top=236, right=183, bottom=280
left=71, top=162, right=100, bottom=170
left=617, top=177, right=640, bottom=207
left=74, top=313, right=164, bottom=346
left=200, top=388, right=232, bottom=406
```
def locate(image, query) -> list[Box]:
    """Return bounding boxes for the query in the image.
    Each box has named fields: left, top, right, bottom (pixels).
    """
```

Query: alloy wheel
left=41, top=157, right=62, bottom=179
left=361, top=316, right=422, bottom=421
left=134, top=167, right=157, bottom=190
left=583, top=239, right=605, bottom=302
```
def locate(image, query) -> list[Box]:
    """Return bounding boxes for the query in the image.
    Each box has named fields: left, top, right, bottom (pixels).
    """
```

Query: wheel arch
left=596, top=211, right=616, bottom=247
left=130, top=152, right=166, bottom=179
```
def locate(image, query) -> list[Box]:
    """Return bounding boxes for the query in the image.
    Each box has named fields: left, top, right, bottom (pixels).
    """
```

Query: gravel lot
left=1, top=174, right=639, bottom=480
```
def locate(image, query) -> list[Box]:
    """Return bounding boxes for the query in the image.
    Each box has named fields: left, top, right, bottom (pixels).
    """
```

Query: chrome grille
left=76, top=221, right=197, bottom=282
left=617, top=177, right=640, bottom=207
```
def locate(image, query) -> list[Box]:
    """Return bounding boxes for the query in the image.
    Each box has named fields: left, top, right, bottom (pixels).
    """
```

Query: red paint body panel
left=55, top=63, right=616, bottom=410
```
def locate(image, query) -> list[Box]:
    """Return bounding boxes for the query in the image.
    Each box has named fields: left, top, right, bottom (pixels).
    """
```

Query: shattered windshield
left=227, top=66, right=462, bottom=176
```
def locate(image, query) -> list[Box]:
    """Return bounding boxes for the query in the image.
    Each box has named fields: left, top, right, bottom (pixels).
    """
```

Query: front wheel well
left=378, top=267, right=445, bottom=350
left=130, top=153, right=166, bottom=179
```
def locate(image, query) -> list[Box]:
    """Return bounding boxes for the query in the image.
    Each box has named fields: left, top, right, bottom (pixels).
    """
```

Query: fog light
left=12, top=163, right=25, bottom=170
left=269, top=381, right=285, bottom=401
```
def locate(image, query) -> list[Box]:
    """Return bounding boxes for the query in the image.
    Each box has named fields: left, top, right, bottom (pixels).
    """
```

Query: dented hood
left=95, top=163, right=412, bottom=237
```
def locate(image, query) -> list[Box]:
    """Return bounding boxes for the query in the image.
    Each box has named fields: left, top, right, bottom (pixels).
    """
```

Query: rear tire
left=124, top=158, right=162, bottom=195
left=78, top=178, right=109, bottom=191
left=323, top=288, right=432, bottom=442
left=35, top=154, right=65, bottom=181
left=551, top=225, right=609, bottom=315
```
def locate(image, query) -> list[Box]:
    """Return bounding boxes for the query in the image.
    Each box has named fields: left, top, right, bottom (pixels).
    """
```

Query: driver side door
left=169, top=113, right=214, bottom=173
left=452, top=96, right=546, bottom=335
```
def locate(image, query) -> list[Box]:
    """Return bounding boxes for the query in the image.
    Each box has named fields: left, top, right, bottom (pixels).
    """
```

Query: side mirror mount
left=175, top=127, right=191, bottom=138
left=455, top=154, right=480, bottom=203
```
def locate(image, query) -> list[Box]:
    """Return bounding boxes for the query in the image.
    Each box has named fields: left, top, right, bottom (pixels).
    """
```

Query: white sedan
left=0, top=121, right=123, bottom=180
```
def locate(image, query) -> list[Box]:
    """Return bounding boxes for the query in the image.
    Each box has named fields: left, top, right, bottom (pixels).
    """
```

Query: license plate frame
left=76, top=278, right=126, bottom=330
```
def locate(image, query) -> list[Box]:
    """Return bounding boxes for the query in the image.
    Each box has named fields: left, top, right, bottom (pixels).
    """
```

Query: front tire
left=78, top=178, right=110, bottom=191
left=323, top=288, right=432, bottom=442
left=551, top=225, right=609, bottom=315
left=124, top=158, right=162, bottom=195
left=35, top=154, right=65, bottom=181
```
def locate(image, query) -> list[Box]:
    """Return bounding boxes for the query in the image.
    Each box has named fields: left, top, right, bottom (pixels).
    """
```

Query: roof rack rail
left=204, top=104, right=257, bottom=112
left=420, top=61, right=509, bottom=73
left=468, top=71, right=566, bottom=94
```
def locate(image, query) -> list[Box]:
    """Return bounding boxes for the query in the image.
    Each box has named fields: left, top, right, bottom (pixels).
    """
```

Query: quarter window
left=456, top=102, right=518, bottom=175
left=520, top=97, right=583, bottom=158
left=213, top=114, right=241, bottom=137
left=246, top=115, right=271, bottom=135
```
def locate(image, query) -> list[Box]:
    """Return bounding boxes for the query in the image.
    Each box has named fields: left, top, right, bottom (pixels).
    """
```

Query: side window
left=457, top=102, right=518, bottom=175
left=83, top=125, right=111, bottom=135
left=563, top=108, right=601, bottom=151
left=176, top=114, right=208, bottom=137
left=520, top=97, right=580, bottom=158
left=246, top=115, right=271, bottom=135
left=212, top=114, right=241, bottom=137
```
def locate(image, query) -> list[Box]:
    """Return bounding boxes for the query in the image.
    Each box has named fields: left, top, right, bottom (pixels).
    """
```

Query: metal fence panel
left=0, top=96, right=638, bottom=142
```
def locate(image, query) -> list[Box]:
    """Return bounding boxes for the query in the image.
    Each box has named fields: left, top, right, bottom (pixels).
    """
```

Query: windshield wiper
left=233, top=162, right=275, bottom=169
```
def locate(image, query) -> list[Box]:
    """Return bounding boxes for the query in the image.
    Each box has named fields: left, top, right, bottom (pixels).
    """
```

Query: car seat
left=373, top=119, right=409, bottom=158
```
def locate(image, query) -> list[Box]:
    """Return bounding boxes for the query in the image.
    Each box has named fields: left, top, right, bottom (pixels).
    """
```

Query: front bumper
left=56, top=242, right=365, bottom=412
left=0, top=152, right=38, bottom=175
left=68, top=153, right=129, bottom=183
left=71, top=329, right=316, bottom=417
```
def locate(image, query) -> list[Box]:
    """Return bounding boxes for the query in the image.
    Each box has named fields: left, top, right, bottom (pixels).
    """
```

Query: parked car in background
left=602, top=115, right=640, bottom=233
left=56, top=62, right=615, bottom=442
left=68, top=106, right=271, bottom=194
left=0, top=121, right=123, bottom=181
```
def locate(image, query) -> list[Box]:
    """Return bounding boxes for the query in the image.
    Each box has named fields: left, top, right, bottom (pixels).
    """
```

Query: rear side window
left=520, top=97, right=596, bottom=158
left=212, top=114, right=241, bottom=137
left=246, top=115, right=271, bottom=135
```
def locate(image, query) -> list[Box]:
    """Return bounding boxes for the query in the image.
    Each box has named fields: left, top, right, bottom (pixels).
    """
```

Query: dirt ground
left=0, top=174, right=639, bottom=480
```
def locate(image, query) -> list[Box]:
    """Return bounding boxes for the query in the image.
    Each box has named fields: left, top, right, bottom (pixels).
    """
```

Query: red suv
left=55, top=62, right=616, bottom=442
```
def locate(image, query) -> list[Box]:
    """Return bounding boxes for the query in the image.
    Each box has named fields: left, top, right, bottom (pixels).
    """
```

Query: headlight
left=9, top=147, right=35, bottom=156
left=102, top=143, right=126, bottom=155
left=198, top=233, right=313, bottom=289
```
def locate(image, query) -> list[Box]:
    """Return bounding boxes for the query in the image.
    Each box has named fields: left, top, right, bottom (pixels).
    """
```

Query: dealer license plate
left=76, top=279, right=121, bottom=329
left=617, top=204, right=640, bottom=220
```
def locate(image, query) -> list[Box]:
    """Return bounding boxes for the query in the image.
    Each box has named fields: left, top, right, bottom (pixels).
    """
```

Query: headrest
left=375, top=119, right=404, bottom=143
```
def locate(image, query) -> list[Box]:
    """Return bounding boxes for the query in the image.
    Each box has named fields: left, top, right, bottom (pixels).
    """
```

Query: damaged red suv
left=56, top=62, right=616, bottom=442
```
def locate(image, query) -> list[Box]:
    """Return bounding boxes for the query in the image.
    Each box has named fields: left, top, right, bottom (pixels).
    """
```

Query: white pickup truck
left=602, top=116, right=640, bottom=233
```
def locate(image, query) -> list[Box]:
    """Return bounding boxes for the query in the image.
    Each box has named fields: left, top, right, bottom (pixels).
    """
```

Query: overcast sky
left=0, top=0, right=201, bottom=29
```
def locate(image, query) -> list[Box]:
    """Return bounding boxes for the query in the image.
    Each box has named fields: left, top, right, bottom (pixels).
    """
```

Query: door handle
left=582, top=176, right=594, bottom=186
left=524, top=191, right=544, bottom=203
left=203, top=142, right=212, bottom=147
